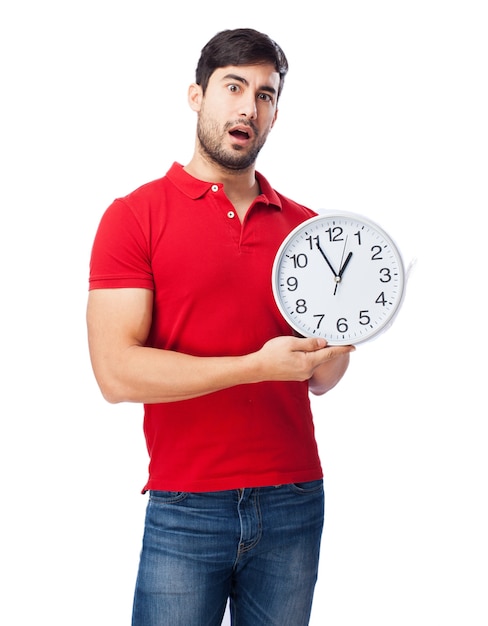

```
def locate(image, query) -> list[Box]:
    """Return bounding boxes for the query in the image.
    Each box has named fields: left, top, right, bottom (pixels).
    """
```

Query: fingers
left=294, top=335, right=355, bottom=358
left=292, top=336, right=327, bottom=352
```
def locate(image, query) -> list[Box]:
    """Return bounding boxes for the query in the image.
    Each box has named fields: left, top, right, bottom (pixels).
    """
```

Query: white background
left=1, top=1, right=487, bottom=624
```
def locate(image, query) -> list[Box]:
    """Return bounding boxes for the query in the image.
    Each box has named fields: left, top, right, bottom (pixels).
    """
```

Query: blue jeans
left=132, top=480, right=324, bottom=626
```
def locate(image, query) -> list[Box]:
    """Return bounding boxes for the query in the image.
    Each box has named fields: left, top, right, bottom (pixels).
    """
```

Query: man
left=87, top=28, right=354, bottom=626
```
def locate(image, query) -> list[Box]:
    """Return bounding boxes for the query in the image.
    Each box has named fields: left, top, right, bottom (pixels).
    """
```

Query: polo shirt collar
left=166, top=162, right=282, bottom=211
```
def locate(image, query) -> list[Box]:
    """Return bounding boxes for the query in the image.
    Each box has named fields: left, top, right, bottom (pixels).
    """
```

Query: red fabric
left=89, top=163, right=323, bottom=492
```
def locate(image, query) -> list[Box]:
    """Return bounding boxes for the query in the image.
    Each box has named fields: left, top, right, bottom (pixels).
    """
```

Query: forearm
left=89, top=331, right=352, bottom=405
left=94, top=345, right=262, bottom=404
left=308, top=351, right=352, bottom=396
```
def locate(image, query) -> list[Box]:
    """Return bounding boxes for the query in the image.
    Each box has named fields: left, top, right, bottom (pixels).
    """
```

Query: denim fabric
left=131, top=480, right=324, bottom=626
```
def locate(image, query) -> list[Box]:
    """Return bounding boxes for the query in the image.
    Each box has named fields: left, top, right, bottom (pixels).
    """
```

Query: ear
left=188, top=83, right=203, bottom=112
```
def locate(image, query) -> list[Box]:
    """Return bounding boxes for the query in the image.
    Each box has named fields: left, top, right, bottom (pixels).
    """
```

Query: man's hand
left=252, top=335, right=354, bottom=386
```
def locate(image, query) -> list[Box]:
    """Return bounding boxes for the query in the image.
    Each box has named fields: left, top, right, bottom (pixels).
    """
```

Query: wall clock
left=272, top=212, right=406, bottom=345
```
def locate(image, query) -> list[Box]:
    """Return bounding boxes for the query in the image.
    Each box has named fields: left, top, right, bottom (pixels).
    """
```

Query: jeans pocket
left=287, top=479, right=323, bottom=495
left=149, top=490, right=188, bottom=504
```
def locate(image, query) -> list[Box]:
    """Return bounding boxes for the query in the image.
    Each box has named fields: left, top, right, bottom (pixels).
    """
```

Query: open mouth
left=230, top=129, right=249, bottom=138
left=229, top=126, right=252, bottom=140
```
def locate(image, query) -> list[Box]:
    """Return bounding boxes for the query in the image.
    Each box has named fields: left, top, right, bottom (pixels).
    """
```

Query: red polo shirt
left=89, top=162, right=322, bottom=492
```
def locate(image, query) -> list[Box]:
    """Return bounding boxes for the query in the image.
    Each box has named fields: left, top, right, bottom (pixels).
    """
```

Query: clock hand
left=338, top=251, right=353, bottom=278
left=333, top=251, right=353, bottom=295
left=337, top=235, right=350, bottom=278
left=315, top=242, right=338, bottom=278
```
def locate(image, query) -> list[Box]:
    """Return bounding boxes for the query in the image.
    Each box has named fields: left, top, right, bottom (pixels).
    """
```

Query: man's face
left=192, top=64, right=280, bottom=171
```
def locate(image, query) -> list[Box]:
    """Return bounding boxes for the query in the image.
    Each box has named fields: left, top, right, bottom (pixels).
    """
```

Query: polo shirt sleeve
left=88, top=198, right=154, bottom=290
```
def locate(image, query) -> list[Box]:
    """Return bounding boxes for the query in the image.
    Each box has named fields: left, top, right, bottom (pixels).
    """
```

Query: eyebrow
left=221, top=73, right=277, bottom=96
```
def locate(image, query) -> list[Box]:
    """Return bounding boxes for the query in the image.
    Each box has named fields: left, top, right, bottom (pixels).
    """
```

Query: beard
left=196, top=115, right=268, bottom=171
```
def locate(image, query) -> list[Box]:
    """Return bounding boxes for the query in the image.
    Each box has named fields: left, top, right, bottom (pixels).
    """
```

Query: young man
left=87, top=28, right=354, bottom=626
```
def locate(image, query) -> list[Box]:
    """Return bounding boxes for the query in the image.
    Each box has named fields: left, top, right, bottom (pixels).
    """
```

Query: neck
left=184, top=151, right=260, bottom=220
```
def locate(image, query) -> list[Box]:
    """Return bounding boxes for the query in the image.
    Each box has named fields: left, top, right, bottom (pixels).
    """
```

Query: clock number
left=286, top=276, right=298, bottom=291
left=295, top=299, right=307, bottom=314
left=376, top=292, right=387, bottom=306
left=289, top=253, right=308, bottom=268
left=305, top=235, right=319, bottom=250
left=354, top=230, right=362, bottom=245
left=359, top=310, right=371, bottom=325
left=379, top=267, right=392, bottom=282
left=371, top=245, right=383, bottom=260
left=325, top=226, right=344, bottom=242
left=337, top=318, right=348, bottom=333
left=313, top=314, right=325, bottom=329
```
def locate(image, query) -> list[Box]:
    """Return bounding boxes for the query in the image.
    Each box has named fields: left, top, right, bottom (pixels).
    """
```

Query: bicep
left=86, top=288, right=153, bottom=374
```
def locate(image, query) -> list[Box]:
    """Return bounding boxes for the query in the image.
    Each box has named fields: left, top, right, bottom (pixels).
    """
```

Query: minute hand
left=316, top=242, right=338, bottom=277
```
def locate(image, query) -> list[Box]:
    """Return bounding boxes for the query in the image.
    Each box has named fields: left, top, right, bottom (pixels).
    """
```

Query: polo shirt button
left=227, top=211, right=235, bottom=219
left=211, top=184, right=219, bottom=192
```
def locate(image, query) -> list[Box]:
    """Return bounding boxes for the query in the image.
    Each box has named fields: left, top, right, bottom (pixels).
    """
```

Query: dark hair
left=195, top=28, right=289, bottom=99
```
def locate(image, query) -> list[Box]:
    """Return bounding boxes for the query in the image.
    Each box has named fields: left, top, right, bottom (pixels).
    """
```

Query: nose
left=239, top=94, right=257, bottom=120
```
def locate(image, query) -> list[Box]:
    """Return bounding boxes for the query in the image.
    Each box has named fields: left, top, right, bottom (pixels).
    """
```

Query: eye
left=227, top=84, right=240, bottom=93
left=258, top=93, right=273, bottom=102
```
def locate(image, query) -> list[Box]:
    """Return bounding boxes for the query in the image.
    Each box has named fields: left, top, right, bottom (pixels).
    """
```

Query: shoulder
left=118, top=174, right=170, bottom=208
left=102, top=165, right=179, bottom=226
left=275, top=190, right=317, bottom=220
left=255, top=171, right=317, bottom=220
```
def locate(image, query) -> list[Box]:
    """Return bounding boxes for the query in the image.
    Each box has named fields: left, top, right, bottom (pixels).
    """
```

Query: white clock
left=272, top=212, right=406, bottom=345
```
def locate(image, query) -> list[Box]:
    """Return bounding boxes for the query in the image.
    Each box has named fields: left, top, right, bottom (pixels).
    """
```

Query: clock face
left=272, top=212, right=405, bottom=345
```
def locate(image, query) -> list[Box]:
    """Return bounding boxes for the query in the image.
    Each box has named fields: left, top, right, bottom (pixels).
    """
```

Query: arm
left=86, top=288, right=355, bottom=404
left=308, top=349, right=353, bottom=396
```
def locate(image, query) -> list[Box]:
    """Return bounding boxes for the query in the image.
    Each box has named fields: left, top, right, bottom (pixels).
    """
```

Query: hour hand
left=333, top=251, right=353, bottom=295
left=338, top=251, right=353, bottom=279
left=315, top=242, right=338, bottom=278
